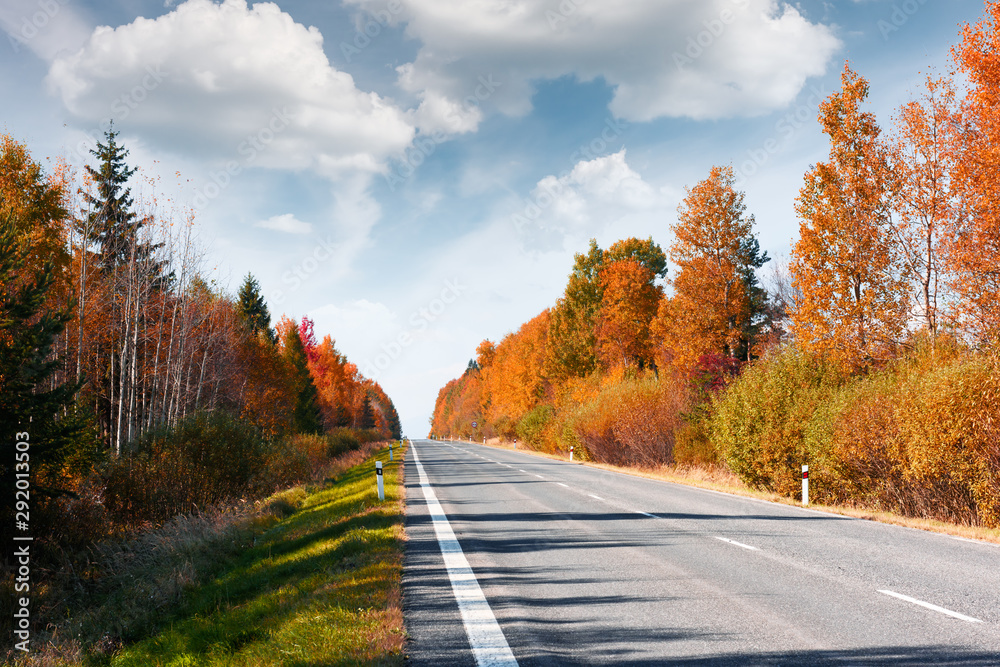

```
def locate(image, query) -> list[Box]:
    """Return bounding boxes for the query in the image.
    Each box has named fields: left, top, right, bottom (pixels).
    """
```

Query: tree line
left=431, top=4, right=1000, bottom=527
left=1, top=127, right=401, bottom=554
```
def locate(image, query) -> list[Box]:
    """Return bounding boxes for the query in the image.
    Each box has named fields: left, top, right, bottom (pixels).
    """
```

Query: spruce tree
left=81, top=124, right=162, bottom=275
left=281, top=321, right=323, bottom=434
left=237, top=273, right=276, bottom=343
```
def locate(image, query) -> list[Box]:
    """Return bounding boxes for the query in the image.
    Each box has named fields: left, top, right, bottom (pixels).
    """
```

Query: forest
left=1, top=122, right=401, bottom=613
left=431, top=5, right=1000, bottom=529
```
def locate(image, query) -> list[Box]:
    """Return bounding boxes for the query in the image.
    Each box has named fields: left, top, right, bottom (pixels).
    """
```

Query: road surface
left=402, top=439, right=1000, bottom=665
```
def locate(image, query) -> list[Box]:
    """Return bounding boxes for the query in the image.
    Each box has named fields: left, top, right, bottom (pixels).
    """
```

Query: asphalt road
left=402, top=439, right=1000, bottom=666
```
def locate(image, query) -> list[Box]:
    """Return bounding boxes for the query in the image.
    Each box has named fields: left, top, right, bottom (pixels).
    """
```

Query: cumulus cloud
left=46, top=0, right=414, bottom=175
left=510, top=150, right=677, bottom=253
left=254, top=213, right=312, bottom=234
left=345, top=0, right=841, bottom=124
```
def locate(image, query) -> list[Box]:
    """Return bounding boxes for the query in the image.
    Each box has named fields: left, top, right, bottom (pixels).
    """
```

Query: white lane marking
left=518, top=469, right=527, bottom=474
left=411, top=444, right=520, bottom=665
left=556, top=483, right=569, bottom=488
left=877, top=589, right=984, bottom=624
left=713, top=536, right=759, bottom=551
left=534, top=474, right=545, bottom=480
left=949, top=535, right=1000, bottom=548
left=637, top=512, right=658, bottom=519
left=588, top=494, right=603, bottom=501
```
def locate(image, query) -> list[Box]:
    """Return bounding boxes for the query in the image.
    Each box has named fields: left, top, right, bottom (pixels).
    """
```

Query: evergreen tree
left=281, top=321, right=323, bottom=434
left=358, top=394, right=377, bottom=430
left=236, top=273, right=276, bottom=343
left=1, top=219, right=96, bottom=554
left=81, top=124, right=162, bottom=274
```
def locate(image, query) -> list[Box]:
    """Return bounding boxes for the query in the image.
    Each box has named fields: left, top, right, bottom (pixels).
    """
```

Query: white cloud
left=345, top=0, right=841, bottom=124
left=46, top=0, right=415, bottom=175
left=254, top=213, right=312, bottom=234
left=0, top=0, right=92, bottom=62
left=511, top=150, right=678, bottom=252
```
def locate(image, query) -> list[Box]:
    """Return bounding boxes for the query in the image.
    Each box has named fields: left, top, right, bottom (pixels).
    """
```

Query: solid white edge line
left=877, top=589, right=984, bottom=623
left=411, top=443, right=520, bottom=666
left=713, top=536, right=759, bottom=551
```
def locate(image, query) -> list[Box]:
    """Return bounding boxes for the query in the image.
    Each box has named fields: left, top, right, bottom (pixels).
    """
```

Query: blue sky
left=0, top=0, right=987, bottom=436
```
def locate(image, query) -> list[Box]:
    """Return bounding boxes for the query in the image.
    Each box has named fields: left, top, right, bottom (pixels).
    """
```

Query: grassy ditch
left=15, top=441, right=407, bottom=667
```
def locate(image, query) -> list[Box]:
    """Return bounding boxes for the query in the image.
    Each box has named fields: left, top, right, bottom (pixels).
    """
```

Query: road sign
left=472, top=421, right=478, bottom=428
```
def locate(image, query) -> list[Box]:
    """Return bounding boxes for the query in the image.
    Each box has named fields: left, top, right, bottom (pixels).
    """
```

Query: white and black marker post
left=376, top=460, right=385, bottom=501
left=802, top=464, right=809, bottom=506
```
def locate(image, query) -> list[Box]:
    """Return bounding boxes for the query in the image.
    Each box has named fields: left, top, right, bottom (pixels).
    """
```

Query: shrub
left=710, top=346, right=846, bottom=497
left=516, top=405, right=554, bottom=448
left=569, top=372, right=690, bottom=467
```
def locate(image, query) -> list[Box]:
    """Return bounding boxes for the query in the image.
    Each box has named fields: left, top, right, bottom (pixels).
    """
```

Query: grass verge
left=16, top=441, right=408, bottom=667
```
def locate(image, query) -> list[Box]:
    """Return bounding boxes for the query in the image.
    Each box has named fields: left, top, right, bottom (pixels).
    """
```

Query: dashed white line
left=588, top=494, right=603, bottom=501
left=556, top=482, right=569, bottom=488
left=878, top=589, right=983, bottom=623
left=411, top=444, right=520, bottom=665
left=713, top=536, right=759, bottom=551
left=637, top=511, right=658, bottom=519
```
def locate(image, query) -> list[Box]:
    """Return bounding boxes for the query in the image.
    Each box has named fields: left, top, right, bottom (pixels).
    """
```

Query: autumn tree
left=654, top=165, right=768, bottom=373
left=596, top=260, right=661, bottom=370
left=790, top=64, right=906, bottom=367
left=546, top=238, right=666, bottom=383
left=889, top=73, right=964, bottom=340
left=480, top=310, right=550, bottom=437
left=948, top=3, right=1000, bottom=339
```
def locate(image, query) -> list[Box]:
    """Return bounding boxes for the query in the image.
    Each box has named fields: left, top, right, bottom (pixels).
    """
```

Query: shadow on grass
left=96, top=448, right=405, bottom=667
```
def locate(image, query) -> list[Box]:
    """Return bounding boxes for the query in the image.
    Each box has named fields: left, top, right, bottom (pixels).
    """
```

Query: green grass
left=94, top=443, right=407, bottom=667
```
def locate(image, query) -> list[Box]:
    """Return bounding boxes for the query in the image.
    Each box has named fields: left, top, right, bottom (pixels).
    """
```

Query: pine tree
left=280, top=320, right=323, bottom=434
left=236, top=273, right=276, bottom=343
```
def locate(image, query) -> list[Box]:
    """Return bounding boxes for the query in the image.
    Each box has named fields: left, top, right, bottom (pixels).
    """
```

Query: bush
left=710, top=346, right=846, bottom=497
left=516, top=405, right=554, bottom=448
left=569, top=372, right=690, bottom=467
left=103, top=411, right=270, bottom=527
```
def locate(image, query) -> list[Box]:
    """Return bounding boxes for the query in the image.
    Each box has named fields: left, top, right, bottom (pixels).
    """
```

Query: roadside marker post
left=570, top=445, right=574, bottom=462
left=802, top=465, right=809, bottom=506
left=390, top=443, right=393, bottom=461
left=376, top=460, right=385, bottom=501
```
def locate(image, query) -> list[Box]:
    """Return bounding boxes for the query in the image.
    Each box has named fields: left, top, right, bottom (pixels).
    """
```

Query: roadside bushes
left=711, top=340, right=1000, bottom=527
left=101, top=413, right=379, bottom=529
left=569, top=372, right=690, bottom=467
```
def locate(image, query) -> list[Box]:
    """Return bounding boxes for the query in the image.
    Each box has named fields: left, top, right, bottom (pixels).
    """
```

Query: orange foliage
left=596, top=260, right=660, bottom=370
left=890, top=74, right=964, bottom=337
left=654, top=165, right=762, bottom=373
left=791, top=64, right=907, bottom=367
left=948, top=2, right=1000, bottom=339
left=479, top=310, right=551, bottom=436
